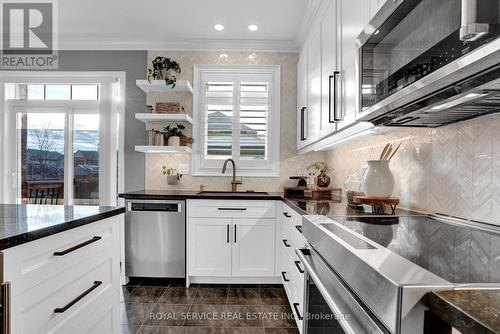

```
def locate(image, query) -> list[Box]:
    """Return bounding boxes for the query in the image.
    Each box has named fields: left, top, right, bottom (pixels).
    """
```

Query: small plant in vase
left=164, top=123, right=185, bottom=146
left=162, top=167, right=182, bottom=185
left=147, top=56, right=181, bottom=88
left=307, top=161, right=334, bottom=188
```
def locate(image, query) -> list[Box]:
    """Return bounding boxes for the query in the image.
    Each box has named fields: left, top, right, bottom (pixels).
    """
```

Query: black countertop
left=119, top=190, right=419, bottom=218
left=0, top=204, right=125, bottom=250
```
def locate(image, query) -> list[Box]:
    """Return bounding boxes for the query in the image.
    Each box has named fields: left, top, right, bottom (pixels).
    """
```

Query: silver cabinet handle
left=332, top=71, right=342, bottom=121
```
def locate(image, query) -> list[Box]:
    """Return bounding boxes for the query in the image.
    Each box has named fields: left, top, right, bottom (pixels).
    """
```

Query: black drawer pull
left=227, top=224, right=230, bottom=243
left=53, top=236, right=102, bottom=256
left=234, top=224, right=237, bottom=243
left=54, top=281, right=102, bottom=313
left=281, top=271, right=290, bottom=282
left=294, top=260, right=305, bottom=274
left=218, top=208, right=247, bottom=211
left=283, top=212, right=291, bottom=218
left=295, top=225, right=303, bottom=233
left=282, top=239, right=291, bottom=247
left=293, top=302, right=303, bottom=320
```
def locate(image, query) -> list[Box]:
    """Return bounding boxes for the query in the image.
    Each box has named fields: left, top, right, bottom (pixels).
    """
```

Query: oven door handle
left=296, top=248, right=386, bottom=334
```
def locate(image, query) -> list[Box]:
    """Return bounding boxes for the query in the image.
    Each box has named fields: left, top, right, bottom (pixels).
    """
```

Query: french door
left=14, top=104, right=101, bottom=205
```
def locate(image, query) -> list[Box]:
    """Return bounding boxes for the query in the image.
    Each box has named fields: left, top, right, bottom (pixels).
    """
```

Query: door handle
left=328, top=74, right=335, bottom=123
left=226, top=224, right=230, bottom=243
left=234, top=224, right=237, bottom=244
left=283, top=212, right=291, bottom=218
left=54, top=281, right=102, bottom=313
left=218, top=208, right=247, bottom=211
left=1, top=282, right=11, bottom=334
left=294, top=260, right=305, bottom=274
left=282, top=239, right=291, bottom=248
left=281, top=271, right=290, bottom=282
left=332, top=71, right=342, bottom=122
left=53, top=236, right=102, bottom=256
left=300, top=107, right=307, bottom=141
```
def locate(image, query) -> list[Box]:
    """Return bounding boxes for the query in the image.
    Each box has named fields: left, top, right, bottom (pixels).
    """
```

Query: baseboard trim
left=187, top=276, right=281, bottom=286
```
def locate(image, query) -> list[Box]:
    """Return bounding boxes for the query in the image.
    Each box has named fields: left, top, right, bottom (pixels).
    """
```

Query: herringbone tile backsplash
left=325, top=113, right=500, bottom=226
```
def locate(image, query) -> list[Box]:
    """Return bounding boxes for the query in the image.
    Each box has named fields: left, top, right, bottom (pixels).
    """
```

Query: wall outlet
left=178, top=164, right=190, bottom=174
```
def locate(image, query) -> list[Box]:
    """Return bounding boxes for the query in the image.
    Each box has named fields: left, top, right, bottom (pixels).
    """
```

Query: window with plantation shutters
left=193, top=65, right=281, bottom=176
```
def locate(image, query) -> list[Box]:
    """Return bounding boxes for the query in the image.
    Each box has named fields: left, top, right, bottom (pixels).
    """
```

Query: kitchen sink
left=197, top=191, right=269, bottom=196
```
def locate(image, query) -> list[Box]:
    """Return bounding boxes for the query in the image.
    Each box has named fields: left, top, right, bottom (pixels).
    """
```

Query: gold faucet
left=222, top=158, right=242, bottom=192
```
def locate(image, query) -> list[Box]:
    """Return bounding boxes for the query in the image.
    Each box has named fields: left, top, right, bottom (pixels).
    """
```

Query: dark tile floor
left=120, top=279, right=300, bottom=334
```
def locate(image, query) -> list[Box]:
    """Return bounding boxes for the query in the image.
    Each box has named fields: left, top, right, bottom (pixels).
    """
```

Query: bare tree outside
left=30, top=123, right=57, bottom=178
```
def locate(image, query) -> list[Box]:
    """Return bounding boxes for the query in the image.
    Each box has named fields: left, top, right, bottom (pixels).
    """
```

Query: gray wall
left=57, top=50, right=146, bottom=192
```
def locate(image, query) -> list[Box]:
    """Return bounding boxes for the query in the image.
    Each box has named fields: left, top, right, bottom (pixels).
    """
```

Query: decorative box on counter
left=155, top=102, right=185, bottom=113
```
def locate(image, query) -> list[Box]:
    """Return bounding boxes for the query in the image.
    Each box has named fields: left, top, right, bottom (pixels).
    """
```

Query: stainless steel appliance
left=298, top=214, right=500, bottom=334
left=125, top=199, right=185, bottom=278
left=357, top=0, right=500, bottom=127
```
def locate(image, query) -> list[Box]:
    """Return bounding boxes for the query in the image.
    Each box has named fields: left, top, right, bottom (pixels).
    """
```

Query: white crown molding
left=59, top=38, right=299, bottom=53
left=295, top=0, right=325, bottom=49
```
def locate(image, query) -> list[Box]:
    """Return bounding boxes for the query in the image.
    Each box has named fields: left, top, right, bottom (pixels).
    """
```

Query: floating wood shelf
left=136, top=80, right=194, bottom=94
left=134, top=145, right=192, bottom=154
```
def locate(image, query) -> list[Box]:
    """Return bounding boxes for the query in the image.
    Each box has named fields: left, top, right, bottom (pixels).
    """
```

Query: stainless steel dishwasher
left=125, top=199, right=185, bottom=278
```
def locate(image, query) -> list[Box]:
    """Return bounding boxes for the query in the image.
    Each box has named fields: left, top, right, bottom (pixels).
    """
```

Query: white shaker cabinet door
left=231, top=218, right=276, bottom=277
left=188, top=218, right=232, bottom=277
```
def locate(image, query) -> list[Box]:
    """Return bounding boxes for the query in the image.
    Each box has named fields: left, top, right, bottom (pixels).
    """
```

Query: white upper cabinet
left=337, top=0, right=370, bottom=131
left=319, top=0, right=338, bottom=138
left=296, top=0, right=372, bottom=152
left=297, top=51, right=308, bottom=149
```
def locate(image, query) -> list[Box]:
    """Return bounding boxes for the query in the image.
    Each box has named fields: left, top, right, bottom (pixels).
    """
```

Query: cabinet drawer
left=188, top=200, right=276, bottom=218
left=11, top=250, right=120, bottom=334
left=3, top=215, right=122, bottom=297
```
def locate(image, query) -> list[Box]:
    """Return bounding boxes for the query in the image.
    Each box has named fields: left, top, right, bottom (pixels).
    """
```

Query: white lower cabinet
left=2, top=214, right=123, bottom=334
left=188, top=218, right=232, bottom=277
left=279, top=204, right=306, bottom=333
left=187, top=200, right=277, bottom=283
left=232, top=219, right=275, bottom=277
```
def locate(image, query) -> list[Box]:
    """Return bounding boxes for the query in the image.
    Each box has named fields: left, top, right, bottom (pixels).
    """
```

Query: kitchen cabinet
left=3, top=215, right=122, bottom=334
left=232, top=218, right=275, bottom=277
left=337, top=0, right=370, bottom=131
left=319, top=0, right=338, bottom=138
left=187, top=200, right=277, bottom=283
left=297, top=0, right=372, bottom=152
left=297, top=52, right=308, bottom=149
left=279, top=204, right=306, bottom=333
left=188, top=218, right=232, bottom=277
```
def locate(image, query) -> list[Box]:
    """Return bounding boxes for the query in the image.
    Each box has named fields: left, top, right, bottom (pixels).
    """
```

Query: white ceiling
left=58, top=0, right=309, bottom=52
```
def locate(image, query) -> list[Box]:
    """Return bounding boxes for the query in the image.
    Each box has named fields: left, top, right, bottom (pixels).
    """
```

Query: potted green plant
left=307, top=161, right=334, bottom=188
left=164, top=123, right=186, bottom=146
left=147, top=56, right=181, bottom=88
left=162, top=167, right=182, bottom=185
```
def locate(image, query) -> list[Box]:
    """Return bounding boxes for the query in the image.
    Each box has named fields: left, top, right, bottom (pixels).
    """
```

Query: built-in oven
left=357, top=0, right=500, bottom=127
left=296, top=247, right=388, bottom=334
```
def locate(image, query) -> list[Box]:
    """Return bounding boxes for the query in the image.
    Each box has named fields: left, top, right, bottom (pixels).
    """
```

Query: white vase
left=362, top=160, right=395, bottom=198
left=167, top=175, right=179, bottom=185
left=168, top=136, right=180, bottom=146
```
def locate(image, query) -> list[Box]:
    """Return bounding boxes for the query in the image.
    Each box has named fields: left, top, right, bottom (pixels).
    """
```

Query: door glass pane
left=73, top=114, right=100, bottom=205
left=45, top=85, right=71, bottom=100
left=18, top=113, right=65, bottom=204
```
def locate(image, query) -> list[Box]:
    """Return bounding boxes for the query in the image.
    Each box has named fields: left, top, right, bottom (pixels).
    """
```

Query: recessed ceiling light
left=214, top=24, right=224, bottom=31
left=248, top=24, right=259, bottom=32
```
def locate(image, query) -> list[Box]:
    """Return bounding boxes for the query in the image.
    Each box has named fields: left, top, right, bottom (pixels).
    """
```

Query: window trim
left=192, top=64, right=281, bottom=177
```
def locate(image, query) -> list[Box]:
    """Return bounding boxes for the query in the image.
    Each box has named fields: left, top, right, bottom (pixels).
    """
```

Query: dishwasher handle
left=129, top=202, right=181, bottom=212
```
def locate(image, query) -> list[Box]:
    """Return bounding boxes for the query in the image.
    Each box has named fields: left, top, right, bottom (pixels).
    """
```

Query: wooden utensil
left=379, top=143, right=391, bottom=160
left=388, top=143, right=401, bottom=160
left=383, top=145, right=393, bottom=160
